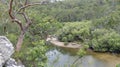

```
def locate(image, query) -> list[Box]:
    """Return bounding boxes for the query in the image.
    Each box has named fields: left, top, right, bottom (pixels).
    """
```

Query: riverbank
left=46, top=36, right=82, bottom=49
left=46, top=36, right=120, bottom=67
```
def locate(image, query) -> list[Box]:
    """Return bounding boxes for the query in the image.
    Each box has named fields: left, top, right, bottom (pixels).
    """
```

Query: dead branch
left=17, top=2, right=43, bottom=13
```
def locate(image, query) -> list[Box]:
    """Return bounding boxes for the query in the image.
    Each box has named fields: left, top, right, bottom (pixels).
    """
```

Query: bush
left=29, top=15, right=63, bottom=39
left=56, top=21, right=92, bottom=42
left=90, top=29, right=120, bottom=52
left=77, top=48, right=86, bottom=57
left=6, top=33, right=18, bottom=46
left=61, top=37, right=68, bottom=42
left=92, top=11, right=120, bottom=33
left=14, top=40, right=48, bottom=67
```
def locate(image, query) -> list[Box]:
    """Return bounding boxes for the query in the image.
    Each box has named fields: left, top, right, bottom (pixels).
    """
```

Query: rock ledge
left=0, top=36, right=24, bottom=67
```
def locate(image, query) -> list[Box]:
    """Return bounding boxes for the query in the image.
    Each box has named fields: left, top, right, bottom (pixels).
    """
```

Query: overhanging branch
left=17, top=2, right=42, bottom=13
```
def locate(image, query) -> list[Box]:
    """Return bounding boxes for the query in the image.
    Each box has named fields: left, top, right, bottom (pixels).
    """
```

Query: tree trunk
left=16, top=31, right=25, bottom=52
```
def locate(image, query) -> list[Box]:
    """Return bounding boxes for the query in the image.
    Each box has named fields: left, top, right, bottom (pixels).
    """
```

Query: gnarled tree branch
left=9, top=0, right=14, bottom=19
left=9, top=0, right=24, bottom=31
left=17, top=2, right=43, bottom=13
left=9, top=0, right=47, bottom=52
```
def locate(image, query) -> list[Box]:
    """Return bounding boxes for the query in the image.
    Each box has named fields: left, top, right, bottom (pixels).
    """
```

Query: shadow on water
left=46, top=44, right=120, bottom=67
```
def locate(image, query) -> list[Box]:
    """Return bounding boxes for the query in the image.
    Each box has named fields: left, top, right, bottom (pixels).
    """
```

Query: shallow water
left=46, top=48, right=120, bottom=67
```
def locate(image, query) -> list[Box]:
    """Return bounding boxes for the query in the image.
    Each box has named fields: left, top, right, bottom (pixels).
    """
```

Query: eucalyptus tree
left=8, top=0, right=46, bottom=52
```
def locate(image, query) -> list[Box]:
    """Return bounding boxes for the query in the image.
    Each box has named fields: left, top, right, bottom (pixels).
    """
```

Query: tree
left=8, top=0, right=45, bottom=52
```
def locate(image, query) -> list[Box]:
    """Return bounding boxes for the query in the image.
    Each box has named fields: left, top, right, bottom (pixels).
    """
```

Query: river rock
left=0, top=36, right=14, bottom=67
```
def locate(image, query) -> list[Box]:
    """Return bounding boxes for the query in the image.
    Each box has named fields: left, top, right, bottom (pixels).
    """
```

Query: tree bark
left=16, top=31, right=25, bottom=52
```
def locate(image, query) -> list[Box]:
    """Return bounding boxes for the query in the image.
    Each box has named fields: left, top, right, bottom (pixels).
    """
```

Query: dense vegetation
left=0, top=0, right=120, bottom=67
left=56, top=21, right=92, bottom=42
left=33, top=0, right=120, bottom=22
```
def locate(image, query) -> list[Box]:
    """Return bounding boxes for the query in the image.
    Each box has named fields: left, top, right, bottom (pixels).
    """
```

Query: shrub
left=14, top=40, right=48, bottom=67
left=77, top=48, right=86, bottom=57
left=92, top=11, right=120, bottom=33
left=90, top=29, right=120, bottom=52
left=62, top=37, right=68, bottom=42
left=56, top=21, right=92, bottom=42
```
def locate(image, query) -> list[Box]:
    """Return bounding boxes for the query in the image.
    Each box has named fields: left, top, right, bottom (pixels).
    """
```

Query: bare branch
left=12, top=19, right=24, bottom=31
left=25, top=0, right=28, bottom=5
left=9, top=0, right=14, bottom=19
left=17, top=2, right=43, bottom=13
left=9, top=0, right=24, bottom=31
left=19, top=12, right=29, bottom=22
left=25, top=20, right=32, bottom=31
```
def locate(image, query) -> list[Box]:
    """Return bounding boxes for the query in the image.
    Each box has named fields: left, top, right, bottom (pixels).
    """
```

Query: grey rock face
left=0, top=36, right=14, bottom=67
left=0, top=36, right=25, bottom=67
left=5, top=58, right=25, bottom=67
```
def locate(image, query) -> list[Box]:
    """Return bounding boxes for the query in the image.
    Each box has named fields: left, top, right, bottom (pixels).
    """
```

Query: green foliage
left=1, top=0, right=120, bottom=67
left=56, top=21, right=92, bottom=42
left=31, top=0, right=118, bottom=22
left=14, top=40, right=48, bottom=67
left=93, top=10, right=120, bottom=33
left=62, top=37, right=68, bottom=42
left=13, top=9, right=62, bottom=67
left=28, top=12, right=63, bottom=39
left=6, top=33, right=18, bottom=45
left=56, top=19, right=120, bottom=52
left=67, top=34, right=74, bottom=42
left=0, top=2, right=11, bottom=35
left=91, top=29, right=120, bottom=52
left=77, top=44, right=88, bottom=57
left=77, top=48, right=86, bottom=57
left=116, top=64, right=120, bottom=67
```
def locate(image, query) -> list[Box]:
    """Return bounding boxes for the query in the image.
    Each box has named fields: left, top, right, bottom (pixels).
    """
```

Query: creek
left=46, top=46, right=120, bottom=67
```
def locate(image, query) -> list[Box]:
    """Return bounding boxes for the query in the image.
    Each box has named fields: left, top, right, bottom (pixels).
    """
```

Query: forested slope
left=0, top=0, right=120, bottom=67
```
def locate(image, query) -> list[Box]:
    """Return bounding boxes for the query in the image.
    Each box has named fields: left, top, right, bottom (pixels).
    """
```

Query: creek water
left=46, top=47, right=120, bottom=67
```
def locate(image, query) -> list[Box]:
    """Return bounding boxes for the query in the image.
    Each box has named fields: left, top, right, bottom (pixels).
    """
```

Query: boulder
left=0, top=36, right=14, bottom=67
left=0, top=36, right=25, bottom=67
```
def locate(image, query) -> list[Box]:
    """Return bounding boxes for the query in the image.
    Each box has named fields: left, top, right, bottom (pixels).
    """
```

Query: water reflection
left=46, top=48, right=120, bottom=67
